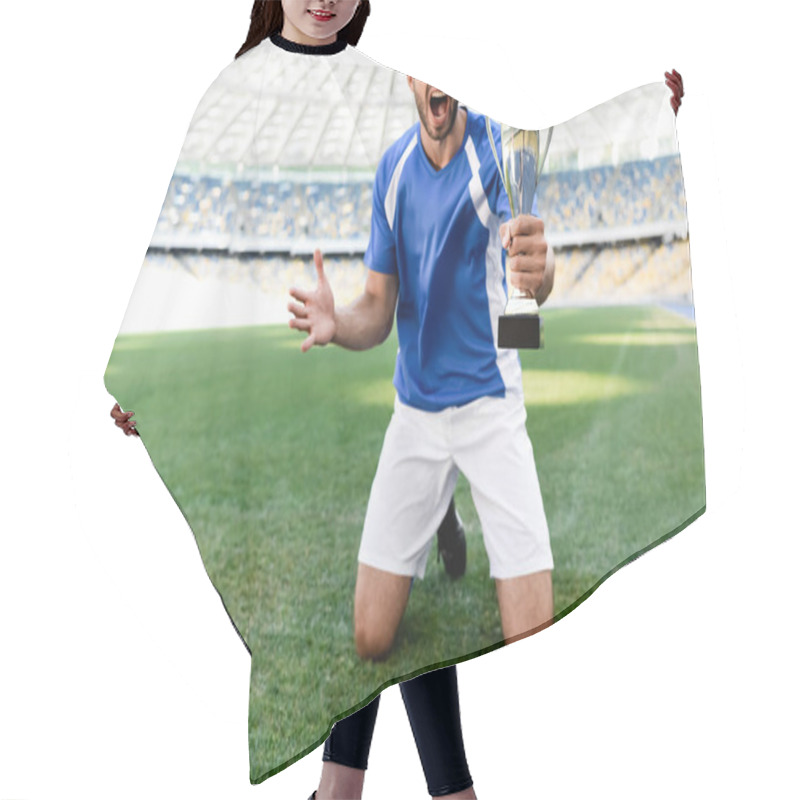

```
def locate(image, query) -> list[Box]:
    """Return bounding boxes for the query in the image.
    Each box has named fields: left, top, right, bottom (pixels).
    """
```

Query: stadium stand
left=142, top=154, right=691, bottom=323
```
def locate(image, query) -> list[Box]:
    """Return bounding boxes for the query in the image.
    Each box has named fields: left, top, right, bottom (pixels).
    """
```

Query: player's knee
left=354, top=620, right=394, bottom=662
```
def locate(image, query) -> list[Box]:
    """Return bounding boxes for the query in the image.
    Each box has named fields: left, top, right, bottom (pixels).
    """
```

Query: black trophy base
left=498, top=313, right=542, bottom=349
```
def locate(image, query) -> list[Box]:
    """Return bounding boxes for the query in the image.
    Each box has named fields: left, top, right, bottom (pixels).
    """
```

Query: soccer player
left=289, top=77, right=557, bottom=659
left=112, top=4, right=474, bottom=798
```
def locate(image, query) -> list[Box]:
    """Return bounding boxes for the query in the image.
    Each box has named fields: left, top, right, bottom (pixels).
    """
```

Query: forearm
left=332, top=288, right=394, bottom=351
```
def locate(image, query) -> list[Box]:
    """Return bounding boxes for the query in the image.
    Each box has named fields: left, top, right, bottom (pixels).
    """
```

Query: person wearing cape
left=106, top=0, right=697, bottom=788
left=109, top=2, right=477, bottom=795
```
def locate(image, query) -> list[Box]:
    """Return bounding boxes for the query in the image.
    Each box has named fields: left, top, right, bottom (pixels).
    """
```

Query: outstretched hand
left=288, top=249, right=336, bottom=352
left=110, top=402, right=139, bottom=436
left=665, top=69, right=683, bottom=115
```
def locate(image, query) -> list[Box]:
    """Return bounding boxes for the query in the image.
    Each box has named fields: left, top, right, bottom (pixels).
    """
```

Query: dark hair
left=236, top=1, right=371, bottom=59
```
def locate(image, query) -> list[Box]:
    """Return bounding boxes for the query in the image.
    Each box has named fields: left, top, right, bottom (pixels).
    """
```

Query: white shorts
left=358, top=393, right=553, bottom=580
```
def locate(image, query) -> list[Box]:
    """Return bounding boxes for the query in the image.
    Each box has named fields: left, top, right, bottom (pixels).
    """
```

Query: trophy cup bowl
left=486, top=120, right=553, bottom=349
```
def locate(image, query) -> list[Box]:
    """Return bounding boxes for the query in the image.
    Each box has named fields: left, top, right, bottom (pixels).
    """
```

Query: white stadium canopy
left=174, top=50, right=677, bottom=177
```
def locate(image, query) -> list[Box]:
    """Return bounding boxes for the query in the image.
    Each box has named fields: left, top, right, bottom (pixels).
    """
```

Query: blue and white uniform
left=365, top=109, right=523, bottom=412
left=358, top=109, right=553, bottom=581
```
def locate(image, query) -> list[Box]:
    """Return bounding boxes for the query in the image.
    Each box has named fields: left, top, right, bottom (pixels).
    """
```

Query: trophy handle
left=485, top=116, right=516, bottom=218
left=485, top=115, right=503, bottom=179
left=539, top=127, right=554, bottom=177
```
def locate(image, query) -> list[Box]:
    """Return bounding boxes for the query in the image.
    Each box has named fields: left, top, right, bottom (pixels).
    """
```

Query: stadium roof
left=176, top=49, right=677, bottom=175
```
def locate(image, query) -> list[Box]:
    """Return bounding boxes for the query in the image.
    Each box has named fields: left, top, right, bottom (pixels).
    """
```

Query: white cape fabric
left=105, top=38, right=704, bottom=782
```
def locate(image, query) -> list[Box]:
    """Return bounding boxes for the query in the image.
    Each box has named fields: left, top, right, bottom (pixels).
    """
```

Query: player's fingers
left=289, top=318, right=311, bottom=332
left=300, top=332, right=316, bottom=353
left=508, top=255, right=545, bottom=291
left=288, top=300, right=308, bottom=318
left=507, top=235, right=547, bottom=259
left=508, top=215, right=543, bottom=245
left=500, top=221, right=510, bottom=249
left=507, top=269, right=537, bottom=294
left=508, top=253, right=545, bottom=272
left=506, top=236, right=521, bottom=258
left=289, top=285, right=311, bottom=304
left=314, top=249, right=325, bottom=281
left=510, top=274, right=542, bottom=296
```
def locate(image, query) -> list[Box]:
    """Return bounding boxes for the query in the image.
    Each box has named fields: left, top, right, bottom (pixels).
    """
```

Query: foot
left=436, top=498, right=467, bottom=579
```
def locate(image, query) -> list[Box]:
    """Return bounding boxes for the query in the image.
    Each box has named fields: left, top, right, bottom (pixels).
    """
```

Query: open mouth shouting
left=419, top=86, right=459, bottom=141
left=429, top=90, right=451, bottom=126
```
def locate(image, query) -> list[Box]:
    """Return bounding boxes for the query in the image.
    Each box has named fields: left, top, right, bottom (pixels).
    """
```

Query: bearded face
left=410, top=80, right=460, bottom=142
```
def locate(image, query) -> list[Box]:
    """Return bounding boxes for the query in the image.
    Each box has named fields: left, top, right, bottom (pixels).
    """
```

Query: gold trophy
left=486, top=120, right=553, bottom=349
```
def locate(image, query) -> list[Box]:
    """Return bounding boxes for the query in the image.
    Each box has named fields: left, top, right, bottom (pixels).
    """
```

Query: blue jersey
left=365, top=108, right=524, bottom=412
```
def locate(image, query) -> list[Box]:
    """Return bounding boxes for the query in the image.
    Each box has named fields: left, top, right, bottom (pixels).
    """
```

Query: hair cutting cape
left=105, top=37, right=704, bottom=782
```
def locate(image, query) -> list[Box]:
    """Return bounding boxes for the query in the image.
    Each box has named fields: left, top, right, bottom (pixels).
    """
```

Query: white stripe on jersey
left=485, top=216, right=524, bottom=398
left=465, top=135, right=523, bottom=396
left=465, top=136, right=491, bottom=229
left=384, top=135, right=418, bottom=232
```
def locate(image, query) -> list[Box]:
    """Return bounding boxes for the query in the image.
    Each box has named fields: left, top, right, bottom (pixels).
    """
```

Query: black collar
left=270, top=33, right=347, bottom=55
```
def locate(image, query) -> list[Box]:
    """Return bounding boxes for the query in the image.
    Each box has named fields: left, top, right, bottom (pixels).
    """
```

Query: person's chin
left=428, top=120, right=454, bottom=142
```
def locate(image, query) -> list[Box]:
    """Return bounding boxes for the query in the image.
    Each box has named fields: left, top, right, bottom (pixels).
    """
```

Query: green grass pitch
left=105, top=304, right=705, bottom=780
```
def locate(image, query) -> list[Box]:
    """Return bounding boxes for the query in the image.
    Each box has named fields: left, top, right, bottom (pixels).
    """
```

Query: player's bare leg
left=440, top=789, right=477, bottom=799
left=315, top=762, right=365, bottom=799
left=314, top=764, right=477, bottom=800
left=495, top=569, right=553, bottom=644
left=354, top=564, right=412, bottom=660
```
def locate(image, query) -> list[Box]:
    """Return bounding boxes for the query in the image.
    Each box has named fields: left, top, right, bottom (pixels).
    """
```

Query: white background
left=1, top=1, right=797, bottom=798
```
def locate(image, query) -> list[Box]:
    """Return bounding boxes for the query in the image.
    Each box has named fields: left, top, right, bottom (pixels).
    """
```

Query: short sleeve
left=364, top=158, right=397, bottom=275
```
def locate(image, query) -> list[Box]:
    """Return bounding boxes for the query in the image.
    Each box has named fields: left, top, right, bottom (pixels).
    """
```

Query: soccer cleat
left=437, top=498, right=467, bottom=579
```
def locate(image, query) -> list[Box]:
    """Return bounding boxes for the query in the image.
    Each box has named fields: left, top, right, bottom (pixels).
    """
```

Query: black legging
left=323, top=665, right=473, bottom=797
